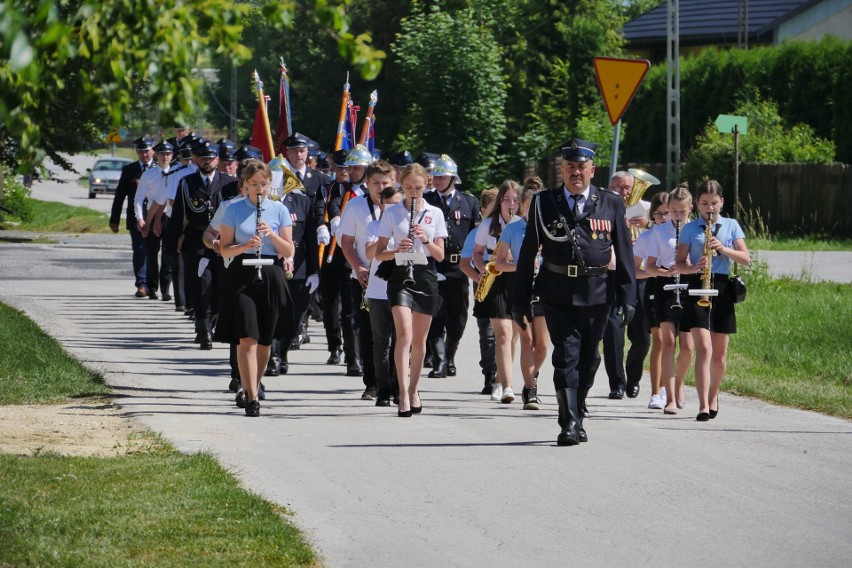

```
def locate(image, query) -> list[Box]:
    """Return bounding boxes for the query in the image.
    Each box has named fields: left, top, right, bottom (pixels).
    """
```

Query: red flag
left=250, top=71, right=275, bottom=162
left=273, top=59, right=292, bottom=155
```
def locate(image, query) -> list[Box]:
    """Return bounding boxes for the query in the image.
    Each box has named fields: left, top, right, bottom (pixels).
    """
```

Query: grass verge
left=0, top=442, right=316, bottom=566
left=6, top=199, right=112, bottom=234
left=749, top=236, right=852, bottom=251
left=0, top=302, right=111, bottom=404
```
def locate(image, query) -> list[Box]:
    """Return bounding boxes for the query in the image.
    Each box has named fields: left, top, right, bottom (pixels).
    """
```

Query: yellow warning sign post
left=593, top=56, right=651, bottom=176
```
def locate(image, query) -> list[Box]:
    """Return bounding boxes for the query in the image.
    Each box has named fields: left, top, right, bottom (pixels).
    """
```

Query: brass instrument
left=662, top=220, right=688, bottom=309
left=626, top=168, right=661, bottom=241
left=242, top=194, right=273, bottom=282
left=474, top=242, right=502, bottom=302
left=689, top=212, right=719, bottom=307
left=268, top=154, right=305, bottom=201
left=403, top=197, right=417, bottom=286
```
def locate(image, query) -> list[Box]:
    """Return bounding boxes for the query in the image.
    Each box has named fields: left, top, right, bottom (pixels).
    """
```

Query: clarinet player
left=215, top=160, right=295, bottom=417
left=375, top=163, right=447, bottom=417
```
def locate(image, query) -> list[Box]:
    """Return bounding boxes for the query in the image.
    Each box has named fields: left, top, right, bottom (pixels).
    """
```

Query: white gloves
left=317, top=225, right=330, bottom=246
left=306, top=273, right=320, bottom=294
left=329, top=216, right=341, bottom=236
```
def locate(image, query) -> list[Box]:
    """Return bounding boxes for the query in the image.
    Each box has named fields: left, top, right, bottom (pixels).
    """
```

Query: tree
left=0, top=0, right=384, bottom=190
left=392, top=4, right=507, bottom=190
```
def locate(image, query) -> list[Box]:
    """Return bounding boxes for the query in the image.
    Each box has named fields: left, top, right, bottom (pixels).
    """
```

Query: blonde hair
left=480, top=187, right=499, bottom=215
left=399, top=163, right=429, bottom=186
left=238, top=159, right=272, bottom=187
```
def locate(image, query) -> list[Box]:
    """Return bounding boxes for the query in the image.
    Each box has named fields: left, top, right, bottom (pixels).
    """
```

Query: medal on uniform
left=591, top=219, right=598, bottom=239
left=291, top=213, right=297, bottom=223
left=455, top=210, right=460, bottom=225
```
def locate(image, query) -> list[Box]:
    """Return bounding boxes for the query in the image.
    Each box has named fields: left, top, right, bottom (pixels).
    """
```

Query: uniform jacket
left=283, top=191, right=319, bottom=280
left=166, top=171, right=236, bottom=256
left=110, top=161, right=151, bottom=230
left=513, top=184, right=636, bottom=309
left=424, top=189, right=480, bottom=278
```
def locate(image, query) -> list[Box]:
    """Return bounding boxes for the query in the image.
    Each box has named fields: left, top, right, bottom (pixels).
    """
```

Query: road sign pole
left=733, top=124, right=739, bottom=222
left=610, top=120, right=621, bottom=181
left=112, top=142, right=116, bottom=157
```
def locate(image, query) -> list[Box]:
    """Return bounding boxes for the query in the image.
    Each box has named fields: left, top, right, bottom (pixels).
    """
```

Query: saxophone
left=696, top=212, right=717, bottom=307
left=474, top=242, right=502, bottom=302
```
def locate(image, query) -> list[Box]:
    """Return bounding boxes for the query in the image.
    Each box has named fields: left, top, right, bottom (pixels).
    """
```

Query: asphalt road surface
left=0, top=233, right=850, bottom=568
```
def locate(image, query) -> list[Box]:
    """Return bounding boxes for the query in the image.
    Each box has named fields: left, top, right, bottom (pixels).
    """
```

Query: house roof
left=622, top=0, right=820, bottom=46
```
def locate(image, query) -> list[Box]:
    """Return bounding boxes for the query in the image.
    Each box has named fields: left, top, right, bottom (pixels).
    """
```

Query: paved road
left=0, top=235, right=850, bottom=568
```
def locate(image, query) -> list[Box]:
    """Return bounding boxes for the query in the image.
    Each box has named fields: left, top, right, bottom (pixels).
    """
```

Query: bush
left=0, top=168, right=35, bottom=224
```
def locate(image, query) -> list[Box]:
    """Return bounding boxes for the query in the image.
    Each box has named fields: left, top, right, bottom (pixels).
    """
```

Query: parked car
left=87, top=157, right=132, bottom=199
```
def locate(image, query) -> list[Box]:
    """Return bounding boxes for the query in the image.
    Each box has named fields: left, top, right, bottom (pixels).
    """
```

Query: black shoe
left=578, top=428, right=588, bottom=443
left=280, top=362, right=289, bottom=375
left=301, top=333, right=310, bottom=344
left=161, top=293, right=172, bottom=302
left=290, top=337, right=301, bottom=350
left=428, top=368, right=447, bottom=378
left=626, top=380, right=640, bottom=398
left=398, top=409, right=412, bottom=417
left=447, top=361, right=457, bottom=376
left=258, top=383, right=266, bottom=401
left=709, top=408, right=718, bottom=419
left=135, top=287, right=148, bottom=298
left=175, top=305, right=186, bottom=312
left=375, top=398, right=391, bottom=407
left=608, top=388, right=625, bottom=400
left=696, top=412, right=711, bottom=422
left=522, top=386, right=540, bottom=410
left=185, top=308, right=194, bottom=317
left=480, top=373, right=496, bottom=395
left=424, top=354, right=434, bottom=368
left=148, top=292, right=159, bottom=300
left=245, top=400, right=260, bottom=417
left=326, top=349, right=342, bottom=365
left=392, top=395, right=400, bottom=406
left=346, top=361, right=363, bottom=377
left=193, top=332, right=203, bottom=344
left=235, top=390, right=246, bottom=408
left=557, top=431, right=579, bottom=446
left=265, top=360, right=280, bottom=376
left=361, top=387, right=377, bottom=400
left=200, top=333, right=213, bottom=350
left=228, top=378, right=241, bottom=393
left=582, top=403, right=589, bottom=418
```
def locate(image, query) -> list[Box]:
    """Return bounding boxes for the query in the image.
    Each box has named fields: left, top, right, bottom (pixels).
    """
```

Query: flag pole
left=358, top=90, right=378, bottom=146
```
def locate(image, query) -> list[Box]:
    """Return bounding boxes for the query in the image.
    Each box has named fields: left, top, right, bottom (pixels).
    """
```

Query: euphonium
left=697, top=212, right=717, bottom=308
left=268, top=154, right=305, bottom=201
left=474, top=242, right=502, bottom=302
left=626, top=168, right=660, bottom=241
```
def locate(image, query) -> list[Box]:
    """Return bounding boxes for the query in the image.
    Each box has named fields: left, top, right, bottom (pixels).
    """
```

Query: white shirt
left=339, top=194, right=382, bottom=279
left=377, top=201, right=447, bottom=257
left=563, top=186, right=591, bottom=214
left=475, top=215, right=521, bottom=252
left=134, top=165, right=169, bottom=221
left=645, top=220, right=678, bottom=268
left=160, top=163, right=198, bottom=205
left=364, top=219, right=389, bottom=300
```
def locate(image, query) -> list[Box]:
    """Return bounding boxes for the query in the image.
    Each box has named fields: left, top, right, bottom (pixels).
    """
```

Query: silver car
left=87, top=157, right=132, bottom=199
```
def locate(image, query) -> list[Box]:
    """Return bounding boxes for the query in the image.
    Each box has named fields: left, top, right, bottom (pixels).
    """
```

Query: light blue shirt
left=461, top=228, right=478, bottom=259
left=222, top=197, right=292, bottom=257
left=498, top=218, right=527, bottom=263
left=678, top=216, right=745, bottom=275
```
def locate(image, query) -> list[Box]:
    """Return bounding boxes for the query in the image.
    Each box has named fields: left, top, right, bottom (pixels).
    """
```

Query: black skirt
left=386, top=261, right=438, bottom=315
left=473, top=272, right=512, bottom=320
left=214, top=256, right=293, bottom=346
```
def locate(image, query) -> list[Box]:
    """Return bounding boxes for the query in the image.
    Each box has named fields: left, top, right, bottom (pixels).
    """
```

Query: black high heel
left=411, top=393, right=422, bottom=414
left=709, top=408, right=718, bottom=419
left=696, top=412, right=710, bottom=422
left=398, top=409, right=412, bottom=417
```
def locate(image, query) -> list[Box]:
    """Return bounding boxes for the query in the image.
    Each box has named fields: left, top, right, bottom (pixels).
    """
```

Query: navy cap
left=330, top=149, right=350, bottom=167
left=415, top=152, right=440, bottom=171
left=153, top=140, right=174, bottom=154
left=285, top=133, right=309, bottom=148
left=133, top=137, right=154, bottom=151
left=192, top=140, right=219, bottom=158
left=317, top=156, right=330, bottom=170
left=218, top=141, right=236, bottom=161
left=561, top=138, right=597, bottom=162
left=216, top=138, right=236, bottom=151
left=388, top=150, right=413, bottom=167
left=233, top=145, right=263, bottom=161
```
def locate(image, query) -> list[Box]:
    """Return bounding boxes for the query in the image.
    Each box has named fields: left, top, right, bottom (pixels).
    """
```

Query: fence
left=526, top=160, right=852, bottom=238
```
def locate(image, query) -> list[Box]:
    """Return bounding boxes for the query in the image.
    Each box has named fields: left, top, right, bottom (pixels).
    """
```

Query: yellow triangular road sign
left=593, top=57, right=651, bottom=125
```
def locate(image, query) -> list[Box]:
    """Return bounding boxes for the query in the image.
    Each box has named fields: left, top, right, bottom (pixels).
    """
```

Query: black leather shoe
left=375, top=398, right=391, bottom=407
left=398, top=409, right=412, bottom=417
left=280, top=362, right=289, bottom=375
left=326, top=349, right=342, bottom=365
left=161, top=293, right=172, bottom=302
left=696, top=412, right=711, bottom=422
left=578, top=428, right=588, bottom=443
left=200, top=333, right=213, bottom=350
left=557, top=431, right=579, bottom=446
left=228, top=377, right=241, bottom=393
left=148, top=292, right=159, bottom=300
left=258, top=383, right=266, bottom=401
left=608, top=389, right=625, bottom=400
left=480, top=373, right=496, bottom=395
left=245, top=400, right=260, bottom=417
left=235, top=390, right=246, bottom=408
left=346, top=361, right=363, bottom=377
left=447, top=361, right=457, bottom=376
left=424, top=354, right=434, bottom=368
left=428, top=368, right=447, bottom=378
left=709, top=408, right=718, bottom=419
left=582, top=403, right=589, bottom=418
left=626, top=380, right=640, bottom=399
left=290, top=337, right=301, bottom=350
left=264, top=361, right=280, bottom=376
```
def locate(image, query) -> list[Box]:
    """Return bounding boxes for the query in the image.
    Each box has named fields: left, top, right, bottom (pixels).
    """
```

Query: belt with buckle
left=448, top=253, right=460, bottom=264
left=543, top=262, right=608, bottom=277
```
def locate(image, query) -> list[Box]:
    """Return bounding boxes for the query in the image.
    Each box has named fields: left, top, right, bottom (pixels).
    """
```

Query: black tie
left=141, top=163, right=148, bottom=172
left=297, top=171, right=304, bottom=182
left=443, top=194, right=451, bottom=210
left=204, top=177, right=211, bottom=192
left=571, top=195, right=581, bottom=217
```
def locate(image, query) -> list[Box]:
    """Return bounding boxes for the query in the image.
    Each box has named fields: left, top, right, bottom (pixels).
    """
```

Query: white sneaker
left=501, top=387, right=515, bottom=404
left=648, top=394, right=665, bottom=409
left=659, top=387, right=667, bottom=405
left=491, top=384, right=503, bottom=401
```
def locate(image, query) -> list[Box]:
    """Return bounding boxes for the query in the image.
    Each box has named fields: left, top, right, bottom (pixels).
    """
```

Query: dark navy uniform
left=424, top=186, right=480, bottom=377
left=513, top=139, right=636, bottom=446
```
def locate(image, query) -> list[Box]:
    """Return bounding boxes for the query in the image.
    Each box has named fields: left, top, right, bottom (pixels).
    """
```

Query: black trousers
left=349, top=279, right=375, bottom=388
left=477, top=317, right=496, bottom=376
left=183, top=253, right=222, bottom=325
left=280, top=277, right=311, bottom=361
left=320, top=259, right=357, bottom=355
left=161, top=219, right=186, bottom=308
left=428, top=276, right=471, bottom=343
left=367, top=298, right=397, bottom=400
left=602, top=301, right=627, bottom=391
left=542, top=301, right=608, bottom=390
left=625, top=279, right=651, bottom=384
left=602, top=280, right=651, bottom=389
left=144, top=231, right=172, bottom=295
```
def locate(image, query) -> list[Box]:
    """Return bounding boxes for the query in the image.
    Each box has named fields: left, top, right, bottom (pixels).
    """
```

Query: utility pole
left=230, top=62, right=237, bottom=141
left=738, top=0, right=749, bottom=49
left=666, top=0, right=680, bottom=188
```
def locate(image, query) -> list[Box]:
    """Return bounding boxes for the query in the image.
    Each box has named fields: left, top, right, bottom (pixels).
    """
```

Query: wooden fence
left=527, top=160, right=852, bottom=237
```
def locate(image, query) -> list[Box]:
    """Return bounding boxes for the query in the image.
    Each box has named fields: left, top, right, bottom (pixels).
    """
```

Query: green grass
left=749, top=236, right=852, bottom=251
left=8, top=198, right=112, bottom=233
left=0, top=302, right=111, bottom=404
left=727, top=275, right=852, bottom=419
left=0, top=445, right=317, bottom=567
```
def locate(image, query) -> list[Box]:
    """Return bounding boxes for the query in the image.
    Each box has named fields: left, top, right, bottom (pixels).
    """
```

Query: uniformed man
left=109, top=136, right=154, bottom=297
left=216, top=139, right=238, bottom=177
left=134, top=139, right=174, bottom=300
left=512, top=138, right=636, bottom=446
left=285, top=132, right=331, bottom=208
left=167, top=140, right=236, bottom=349
left=424, top=154, right=481, bottom=378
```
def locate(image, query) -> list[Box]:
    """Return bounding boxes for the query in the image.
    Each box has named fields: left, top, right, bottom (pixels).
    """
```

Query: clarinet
left=671, top=220, right=684, bottom=310
left=252, top=194, right=264, bottom=283
left=403, top=197, right=417, bottom=286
